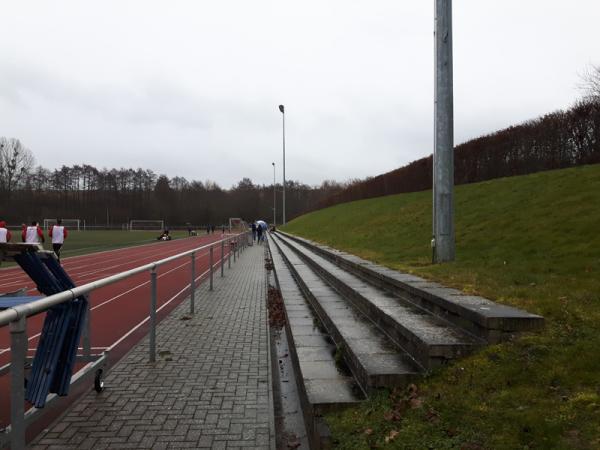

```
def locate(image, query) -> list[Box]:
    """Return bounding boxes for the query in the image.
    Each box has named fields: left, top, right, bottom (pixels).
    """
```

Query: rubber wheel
left=94, top=369, right=104, bottom=392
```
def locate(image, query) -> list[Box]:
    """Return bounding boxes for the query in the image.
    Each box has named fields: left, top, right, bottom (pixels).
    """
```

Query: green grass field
left=56, top=230, right=191, bottom=258
left=282, top=164, right=600, bottom=449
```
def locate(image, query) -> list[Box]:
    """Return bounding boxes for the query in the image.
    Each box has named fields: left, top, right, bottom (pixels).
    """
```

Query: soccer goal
left=129, top=219, right=165, bottom=231
left=43, top=218, right=83, bottom=231
left=228, top=218, right=248, bottom=232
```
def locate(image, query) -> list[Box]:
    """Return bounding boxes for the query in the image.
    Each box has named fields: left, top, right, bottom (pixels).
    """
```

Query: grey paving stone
left=30, top=244, right=274, bottom=449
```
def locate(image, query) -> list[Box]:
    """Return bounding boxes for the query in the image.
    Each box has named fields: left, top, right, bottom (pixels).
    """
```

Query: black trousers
left=52, top=243, right=63, bottom=261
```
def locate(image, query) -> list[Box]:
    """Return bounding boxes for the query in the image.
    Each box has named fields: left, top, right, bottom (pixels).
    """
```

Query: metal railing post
left=10, top=316, right=27, bottom=450
left=228, top=239, right=232, bottom=269
left=190, top=252, right=196, bottom=314
left=82, top=299, right=91, bottom=361
left=220, top=240, right=225, bottom=277
left=149, top=268, right=157, bottom=363
left=209, top=246, right=214, bottom=291
left=233, top=239, right=237, bottom=263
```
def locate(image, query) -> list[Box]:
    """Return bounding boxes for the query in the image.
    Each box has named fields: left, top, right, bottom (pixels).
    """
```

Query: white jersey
left=51, top=225, right=66, bottom=244
left=0, top=228, right=8, bottom=243
left=25, top=226, right=41, bottom=243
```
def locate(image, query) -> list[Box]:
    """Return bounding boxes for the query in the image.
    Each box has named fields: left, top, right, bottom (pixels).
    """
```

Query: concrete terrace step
left=271, top=234, right=420, bottom=392
left=278, top=232, right=544, bottom=343
left=276, top=233, right=483, bottom=369
left=267, top=237, right=361, bottom=448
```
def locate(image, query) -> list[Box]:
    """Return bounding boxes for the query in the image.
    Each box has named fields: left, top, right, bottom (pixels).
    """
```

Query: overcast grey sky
left=1, top=1, right=598, bottom=187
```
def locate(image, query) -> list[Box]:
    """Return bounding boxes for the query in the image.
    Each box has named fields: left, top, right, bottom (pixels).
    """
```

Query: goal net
left=228, top=218, right=248, bottom=233
left=129, top=219, right=165, bottom=231
left=43, top=218, right=82, bottom=231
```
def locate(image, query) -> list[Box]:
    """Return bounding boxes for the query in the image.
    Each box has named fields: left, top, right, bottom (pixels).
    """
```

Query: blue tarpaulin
left=12, top=251, right=89, bottom=408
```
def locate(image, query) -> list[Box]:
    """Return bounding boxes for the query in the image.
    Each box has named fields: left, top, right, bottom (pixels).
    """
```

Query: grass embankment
left=283, top=164, right=600, bottom=449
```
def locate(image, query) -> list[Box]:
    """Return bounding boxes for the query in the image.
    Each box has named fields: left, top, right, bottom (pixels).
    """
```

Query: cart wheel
left=94, top=369, right=104, bottom=392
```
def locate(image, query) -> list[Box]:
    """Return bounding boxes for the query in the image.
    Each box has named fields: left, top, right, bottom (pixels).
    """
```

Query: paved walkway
left=32, top=243, right=274, bottom=449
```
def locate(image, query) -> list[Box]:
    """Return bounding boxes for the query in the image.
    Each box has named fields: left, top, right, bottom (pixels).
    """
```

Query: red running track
left=0, top=233, right=235, bottom=429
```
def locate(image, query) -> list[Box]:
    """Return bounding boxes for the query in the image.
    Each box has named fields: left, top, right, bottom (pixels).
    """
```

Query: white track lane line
left=0, top=244, right=187, bottom=288
left=2, top=239, right=218, bottom=293
left=0, top=236, right=219, bottom=284
left=62, top=238, right=204, bottom=274
left=106, top=265, right=213, bottom=352
left=63, top=238, right=202, bottom=272
left=0, top=235, right=209, bottom=275
left=0, top=249, right=223, bottom=355
left=56, top=243, right=214, bottom=288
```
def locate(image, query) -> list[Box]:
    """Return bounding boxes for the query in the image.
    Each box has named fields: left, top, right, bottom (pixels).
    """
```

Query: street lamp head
left=278, top=105, right=285, bottom=113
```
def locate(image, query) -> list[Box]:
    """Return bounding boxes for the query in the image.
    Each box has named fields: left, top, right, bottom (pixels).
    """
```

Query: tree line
left=0, top=140, right=346, bottom=228
left=4, top=68, right=599, bottom=225
left=316, top=95, right=600, bottom=210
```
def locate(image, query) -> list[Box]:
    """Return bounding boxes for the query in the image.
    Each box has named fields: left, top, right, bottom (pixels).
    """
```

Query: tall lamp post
left=433, top=0, right=455, bottom=263
left=278, top=104, right=286, bottom=225
left=272, top=162, right=276, bottom=226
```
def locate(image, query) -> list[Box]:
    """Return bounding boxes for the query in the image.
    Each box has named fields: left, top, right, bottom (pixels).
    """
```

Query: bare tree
left=0, top=137, right=35, bottom=199
left=579, top=64, right=600, bottom=101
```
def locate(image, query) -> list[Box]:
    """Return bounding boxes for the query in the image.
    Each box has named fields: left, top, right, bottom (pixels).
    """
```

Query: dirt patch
left=265, top=258, right=274, bottom=271
left=281, top=431, right=301, bottom=448
left=268, top=286, right=286, bottom=329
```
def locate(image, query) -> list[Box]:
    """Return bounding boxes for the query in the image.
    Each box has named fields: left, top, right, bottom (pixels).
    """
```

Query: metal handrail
left=0, top=234, right=239, bottom=327
left=1, top=231, right=251, bottom=450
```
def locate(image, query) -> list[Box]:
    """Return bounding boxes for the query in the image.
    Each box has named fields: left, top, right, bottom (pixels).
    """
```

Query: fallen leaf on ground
left=384, top=430, right=399, bottom=443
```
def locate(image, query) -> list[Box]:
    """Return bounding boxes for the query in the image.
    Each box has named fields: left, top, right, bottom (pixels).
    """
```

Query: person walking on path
left=251, top=222, right=257, bottom=242
left=22, top=221, right=45, bottom=244
left=256, top=223, right=263, bottom=244
left=49, top=219, right=68, bottom=262
left=0, top=221, right=12, bottom=243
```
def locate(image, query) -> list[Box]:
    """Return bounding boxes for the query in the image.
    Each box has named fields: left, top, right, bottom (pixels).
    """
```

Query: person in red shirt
left=49, top=219, right=68, bottom=262
left=22, top=221, right=45, bottom=244
left=0, top=221, right=11, bottom=243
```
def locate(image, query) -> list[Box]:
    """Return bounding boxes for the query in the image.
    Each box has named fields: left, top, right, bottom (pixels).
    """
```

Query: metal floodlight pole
left=278, top=104, right=286, bottom=225
left=272, top=162, right=276, bottom=226
left=433, top=0, right=455, bottom=263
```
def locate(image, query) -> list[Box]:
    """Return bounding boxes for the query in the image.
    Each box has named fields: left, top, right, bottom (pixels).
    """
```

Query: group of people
left=186, top=224, right=197, bottom=236
left=157, top=229, right=172, bottom=241
left=205, top=225, right=226, bottom=234
left=251, top=221, right=267, bottom=243
left=0, top=219, right=68, bottom=262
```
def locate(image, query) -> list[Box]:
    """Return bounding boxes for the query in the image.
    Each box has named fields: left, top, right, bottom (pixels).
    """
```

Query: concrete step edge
left=276, top=233, right=483, bottom=369
left=271, top=234, right=421, bottom=392
left=277, top=231, right=544, bottom=342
